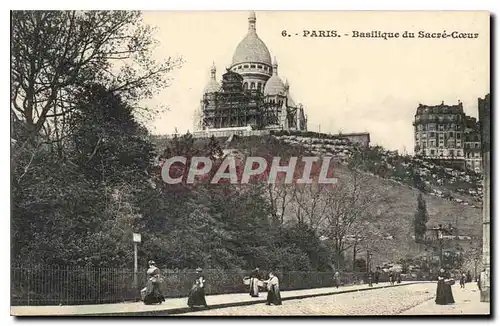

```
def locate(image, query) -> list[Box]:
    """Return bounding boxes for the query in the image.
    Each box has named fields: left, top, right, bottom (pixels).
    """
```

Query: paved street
left=401, top=283, right=490, bottom=315
left=11, top=282, right=416, bottom=316
left=12, top=281, right=489, bottom=316
left=180, top=283, right=489, bottom=316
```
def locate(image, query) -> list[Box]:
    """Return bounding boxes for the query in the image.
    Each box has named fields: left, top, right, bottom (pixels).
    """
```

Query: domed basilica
left=194, top=11, right=308, bottom=132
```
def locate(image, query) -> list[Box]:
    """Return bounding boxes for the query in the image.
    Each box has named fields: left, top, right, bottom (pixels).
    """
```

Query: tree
left=412, top=171, right=427, bottom=193
left=321, top=167, right=387, bottom=270
left=11, top=11, right=182, bottom=150
left=354, top=258, right=367, bottom=272
left=12, top=84, right=156, bottom=266
left=414, top=193, right=429, bottom=243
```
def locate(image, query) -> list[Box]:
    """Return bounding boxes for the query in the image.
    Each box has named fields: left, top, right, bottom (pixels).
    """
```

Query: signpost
left=133, top=233, right=141, bottom=289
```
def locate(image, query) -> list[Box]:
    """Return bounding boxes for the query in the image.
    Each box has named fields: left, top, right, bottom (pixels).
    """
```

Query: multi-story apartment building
left=413, top=101, right=482, bottom=173
left=463, top=116, right=482, bottom=172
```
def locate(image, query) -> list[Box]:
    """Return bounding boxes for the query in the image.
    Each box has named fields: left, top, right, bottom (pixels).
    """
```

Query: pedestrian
left=460, top=272, right=466, bottom=288
left=389, top=271, right=395, bottom=285
left=435, top=268, right=455, bottom=305
left=396, top=273, right=402, bottom=284
left=466, top=271, right=472, bottom=283
left=188, top=267, right=208, bottom=309
left=374, top=267, right=380, bottom=284
left=142, top=260, right=165, bottom=305
left=249, top=267, right=260, bottom=297
left=265, top=271, right=282, bottom=306
left=333, top=271, right=340, bottom=289
left=477, top=269, right=486, bottom=291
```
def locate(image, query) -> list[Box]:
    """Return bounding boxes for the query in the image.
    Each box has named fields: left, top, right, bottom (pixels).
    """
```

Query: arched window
left=250, top=82, right=255, bottom=89
left=243, top=82, right=248, bottom=90
left=257, top=83, right=262, bottom=92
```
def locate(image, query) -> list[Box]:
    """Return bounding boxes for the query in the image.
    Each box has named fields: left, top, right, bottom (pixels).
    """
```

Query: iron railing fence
left=11, top=265, right=376, bottom=306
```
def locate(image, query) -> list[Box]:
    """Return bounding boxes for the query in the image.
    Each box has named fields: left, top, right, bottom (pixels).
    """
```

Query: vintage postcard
left=10, top=10, right=490, bottom=317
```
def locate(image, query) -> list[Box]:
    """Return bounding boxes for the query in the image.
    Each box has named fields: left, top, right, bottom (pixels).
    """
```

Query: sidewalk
left=12, top=281, right=424, bottom=316
left=400, top=283, right=490, bottom=315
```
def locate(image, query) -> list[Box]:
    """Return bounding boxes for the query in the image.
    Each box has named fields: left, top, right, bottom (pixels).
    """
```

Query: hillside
left=151, top=132, right=483, bottom=269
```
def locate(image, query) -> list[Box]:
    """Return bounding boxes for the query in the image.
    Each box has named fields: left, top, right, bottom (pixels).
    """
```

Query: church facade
left=194, top=12, right=308, bottom=133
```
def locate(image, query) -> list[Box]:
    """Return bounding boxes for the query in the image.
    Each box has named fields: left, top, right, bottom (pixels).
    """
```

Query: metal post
left=439, top=239, right=443, bottom=268
left=132, top=233, right=141, bottom=291
left=133, top=242, right=138, bottom=289
left=366, top=250, right=370, bottom=272
left=474, top=258, right=478, bottom=280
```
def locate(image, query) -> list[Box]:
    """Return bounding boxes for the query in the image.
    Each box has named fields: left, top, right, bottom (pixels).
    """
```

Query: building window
left=456, top=133, right=461, bottom=139
left=244, top=65, right=249, bottom=68
left=238, top=65, right=242, bottom=69
left=449, top=132, right=454, bottom=137
left=257, top=83, right=262, bottom=92
left=243, top=82, right=248, bottom=90
left=431, top=149, right=435, bottom=155
left=258, top=65, right=262, bottom=69
left=430, top=132, right=435, bottom=137
left=250, top=65, right=256, bottom=68
left=250, top=82, right=255, bottom=89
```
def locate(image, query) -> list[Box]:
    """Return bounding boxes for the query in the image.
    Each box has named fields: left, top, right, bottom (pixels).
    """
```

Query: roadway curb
left=48, top=282, right=429, bottom=316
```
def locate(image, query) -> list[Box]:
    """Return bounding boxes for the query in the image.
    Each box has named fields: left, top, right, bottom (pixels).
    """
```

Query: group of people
left=141, top=262, right=281, bottom=308
left=141, top=261, right=462, bottom=309
left=140, top=261, right=207, bottom=308
left=365, top=269, right=401, bottom=287
left=247, top=267, right=282, bottom=306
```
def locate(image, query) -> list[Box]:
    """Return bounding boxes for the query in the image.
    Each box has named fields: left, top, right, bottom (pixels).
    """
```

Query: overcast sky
left=141, top=11, right=489, bottom=153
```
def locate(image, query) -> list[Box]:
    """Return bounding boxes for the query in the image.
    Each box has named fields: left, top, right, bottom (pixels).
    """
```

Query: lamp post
left=133, top=233, right=141, bottom=289
left=429, top=224, right=453, bottom=268
left=366, top=249, right=373, bottom=273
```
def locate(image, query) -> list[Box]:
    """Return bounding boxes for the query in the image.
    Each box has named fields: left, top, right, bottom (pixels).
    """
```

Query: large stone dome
left=264, top=75, right=285, bottom=95
left=232, top=33, right=272, bottom=66
left=203, top=62, right=220, bottom=93
left=204, top=79, right=220, bottom=93
left=231, top=12, right=272, bottom=66
left=264, top=58, right=285, bottom=95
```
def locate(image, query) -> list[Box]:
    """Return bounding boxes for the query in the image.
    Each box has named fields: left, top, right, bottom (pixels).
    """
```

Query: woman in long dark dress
left=435, top=268, right=455, bottom=305
left=265, top=272, right=282, bottom=306
left=249, top=268, right=260, bottom=297
left=188, top=267, right=208, bottom=308
left=143, top=260, right=165, bottom=305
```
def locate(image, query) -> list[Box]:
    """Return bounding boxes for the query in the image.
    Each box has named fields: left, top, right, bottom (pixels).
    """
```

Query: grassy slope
left=151, top=134, right=482, bottom=266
